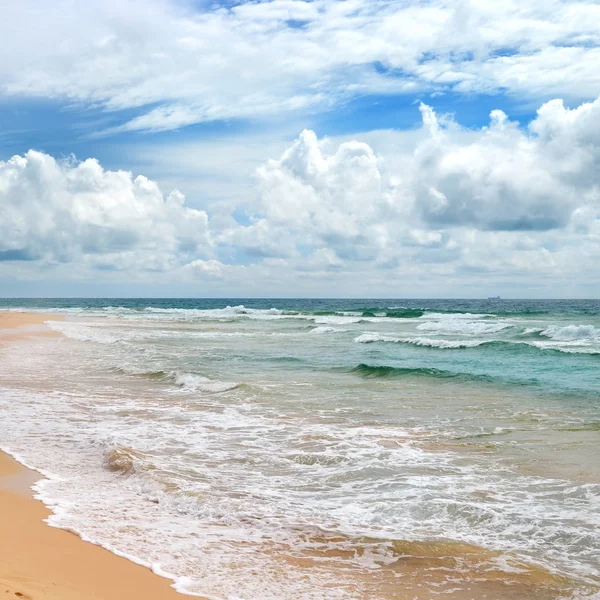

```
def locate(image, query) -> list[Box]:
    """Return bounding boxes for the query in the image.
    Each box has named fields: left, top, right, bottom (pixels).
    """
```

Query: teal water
left=3, top=298, right=600, bottom=397
left=0, top=299, right=599, bottom=599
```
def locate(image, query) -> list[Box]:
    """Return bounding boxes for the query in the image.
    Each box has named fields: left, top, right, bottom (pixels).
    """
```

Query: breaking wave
left=172, top=372, right=240, bottom=394
left=310, top=326, right=348, bottom=334
left=354, top=334, right=486, bottom=348
left=416, top=319, right=512, bottom=335
left=354, top=334, right=600, bottom=356
left=540, top=325, right=600, bottom=342
left=113, top=367, right=240, bottom=394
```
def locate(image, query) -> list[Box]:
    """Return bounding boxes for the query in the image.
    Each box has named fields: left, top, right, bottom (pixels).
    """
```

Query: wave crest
left=417, top=319, right=511, bottom=335
left=310, top=326, right=348, bottom=334
left=541, top=325, right=600, bottom=342
left=354, top=334, right=485, bottom=348
left=351, top=363, right=456, bottom=379
left=112, top=367, right=240, bottom=394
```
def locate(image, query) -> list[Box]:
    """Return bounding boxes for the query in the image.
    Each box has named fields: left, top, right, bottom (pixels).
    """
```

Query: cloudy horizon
left=1, top=0, right=600, bottom=298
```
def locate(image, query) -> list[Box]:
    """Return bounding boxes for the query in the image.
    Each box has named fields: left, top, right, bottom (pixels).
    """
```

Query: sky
left=1, top=0, right=600, bottom=298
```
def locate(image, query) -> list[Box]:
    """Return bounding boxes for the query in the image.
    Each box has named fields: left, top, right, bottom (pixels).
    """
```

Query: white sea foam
left=528, top=341, right=600, bottom=355
left=46, top=320, right=126, bottom=344
left=145, top=304, right=288, bottom=321
left=313, top=315, right=363, bottom=325
left=541, top=324, right=600, bottom=342
left=421, top=312, right=495, bottom=320
left=354, top=334, right=486, bottom=349
left=408, top=337, right=487, bottom=348
left=523, top=327, right=543, bottom=335
left=417, top=319, right=511, bottom=335
left=354, top=333, right=403, bottom=344
left=310, top=326, right=348, bottom=334
left=519, top=324, right=600, bottom=354
left=173, top=372, right=239, bottom=394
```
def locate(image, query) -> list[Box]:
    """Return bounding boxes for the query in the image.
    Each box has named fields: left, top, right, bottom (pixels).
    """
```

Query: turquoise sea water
left=0, top=298, right=599, bottom=599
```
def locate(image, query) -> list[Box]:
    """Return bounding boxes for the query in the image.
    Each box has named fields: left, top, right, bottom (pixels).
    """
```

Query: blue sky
left=1, top=0, right=600, bottom=297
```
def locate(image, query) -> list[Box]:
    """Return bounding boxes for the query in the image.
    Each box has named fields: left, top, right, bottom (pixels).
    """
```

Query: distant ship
left=487, top=296, right=501, bottom=300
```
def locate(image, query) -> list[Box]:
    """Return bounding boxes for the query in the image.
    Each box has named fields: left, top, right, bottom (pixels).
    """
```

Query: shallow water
left=0, top=299, right=599, bottom=599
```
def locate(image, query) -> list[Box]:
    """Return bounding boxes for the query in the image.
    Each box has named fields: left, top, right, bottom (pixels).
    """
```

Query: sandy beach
left=0, top=312, right=190, bottom=600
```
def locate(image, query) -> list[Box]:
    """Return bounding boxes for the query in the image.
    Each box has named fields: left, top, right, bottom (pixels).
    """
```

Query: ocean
left=0, top=298, right=599, bottom=600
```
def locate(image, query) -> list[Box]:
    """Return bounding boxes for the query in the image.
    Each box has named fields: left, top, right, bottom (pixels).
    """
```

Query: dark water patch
left=265, top=356, right=307, bottom=363
left=560, top=422, right=600, bottom=432
left=141, top=369, right=170, bottom=380
left=384, top=309, right=425, bottom=318
left=110, top=366, right=170, bottom=381
left=346, top=363, right=551, bottom=389
left=339, top=307, right=427, bottom=318
left=350, top=363, right=495, bottom=383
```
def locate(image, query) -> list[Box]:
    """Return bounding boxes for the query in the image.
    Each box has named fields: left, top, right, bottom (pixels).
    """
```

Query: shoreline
left=0, top=312, right=193, bottom=600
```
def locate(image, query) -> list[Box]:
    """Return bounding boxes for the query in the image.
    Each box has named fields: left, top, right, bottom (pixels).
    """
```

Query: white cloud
left=0, top=150, right=212, bottom=269
left=2, top=93, right=600, bottom=296
left=182, top=259, right=226, bottom=278
left=249, top=129, right=404, bottom=259
left=1, top=0, right=599, bottom=132
left=222, top=94, right=600, bottom=286
left=412, top=98, right=600, bottom=230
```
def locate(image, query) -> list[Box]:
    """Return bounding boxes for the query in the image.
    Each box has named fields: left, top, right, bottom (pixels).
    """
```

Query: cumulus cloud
left=253, top=129, right=402, bottom=259
left=181, top=259, right=226, bottom=278
left=0, top=150, right=212, bottom=269
left=227, top=94, right=600, bottom=275
left=1, top=0, right=599, bottom=132
left=412, top=98, right=600, bottom=230
left=2, top=93, right=600, bottom=295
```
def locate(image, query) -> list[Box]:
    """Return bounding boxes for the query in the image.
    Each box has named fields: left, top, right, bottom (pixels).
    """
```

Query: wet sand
left=0, top=311, right=62, bottom=345
left=0, top=312, right=193, bottom=600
